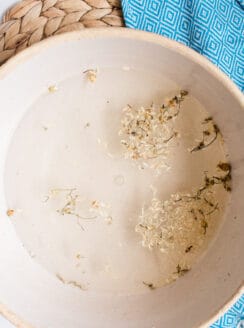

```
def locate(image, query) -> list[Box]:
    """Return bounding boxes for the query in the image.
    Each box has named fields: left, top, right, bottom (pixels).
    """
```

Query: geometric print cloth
left=121, top=2, right=244, bottom=326
left=122, top=0, right=244, bottom=91
left=211, top=295, right=244, bottom=328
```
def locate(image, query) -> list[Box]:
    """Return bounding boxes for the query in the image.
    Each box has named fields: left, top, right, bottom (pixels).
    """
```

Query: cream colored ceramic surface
left=0, top=29, right=243, bottom=328
left=4, top=58, right=230, bottom=295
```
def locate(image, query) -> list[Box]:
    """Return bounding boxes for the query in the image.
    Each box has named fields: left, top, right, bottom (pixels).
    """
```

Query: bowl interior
left=0, top=29, right=243, bottom=328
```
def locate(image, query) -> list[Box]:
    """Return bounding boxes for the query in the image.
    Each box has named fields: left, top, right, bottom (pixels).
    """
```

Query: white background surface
left=0, top=0, right=17, bottom=18
left=1, top=1, right=18, bottom=327
left=0, top=316, right=14, bottom=327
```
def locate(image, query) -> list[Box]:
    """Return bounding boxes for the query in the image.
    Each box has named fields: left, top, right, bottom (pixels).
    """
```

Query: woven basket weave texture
left=0, top=0, right=124, bottom=65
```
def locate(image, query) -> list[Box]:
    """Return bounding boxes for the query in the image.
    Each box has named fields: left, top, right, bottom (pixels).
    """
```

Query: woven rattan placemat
left=0, top=0, right=124, bottom=65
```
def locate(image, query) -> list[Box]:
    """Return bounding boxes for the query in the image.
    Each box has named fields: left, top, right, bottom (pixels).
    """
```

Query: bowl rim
left=0, top=28, right=243, bottom=328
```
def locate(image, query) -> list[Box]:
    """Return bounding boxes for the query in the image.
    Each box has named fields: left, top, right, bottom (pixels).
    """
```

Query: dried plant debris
left=205, top=162, right=232, bottom=192
left=56, top=274, right=87, bottom=291
left=83, top=69, right=97, bottom=83
left=190, top=116, right=222, bottom=152
left=119, top=91, right=188, bottom=172
left=136, top=189, right=214, bottom=252
left=56, top=189, right=96, bottom=221
left=185, top=245, right=193, bottom=253
left=48, top=85, right=58, bottom=93
left=84, top=122, right=90, bottom=128
left=175, top=264, right=190, bottom=276
left=136, top=163, right=231, bottom=255
left=6, top=209, right=15, bottom=217
left=217, top=162, right=231, bottom=172
left=104, top=216, right=113, bottom=225
left=44, top=188, right=112, bottom=228
left=143, top=281, right=156, bottom=290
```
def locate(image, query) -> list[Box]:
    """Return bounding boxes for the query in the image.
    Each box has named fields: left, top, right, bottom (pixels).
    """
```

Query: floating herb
left=217, top=162, right=231, bottom=172
left=105, top=216, right=113, bottom=225
left=202, top=116, right=213, bottom=123
left=119, top=91, right=188, bottom=172
left=46, top=189, right=114, bottom=231
left=201, top=219, right=208, bottom=235
left=206, top=203, right=219, bottom=215
left=203, top=197, right=214, bottom=207
left=55, top=190, right=97, bottom=221
left=83, top=69, right=97, bottom=83
left=190, top=208, right=198, bottom=220
left=191, top=117, right=221, bottom=152
left=175, top=264, right=190, bottom=276
left=212, top=162, right=232, bottom=192
left=143, top=281, right=156, bottom=290
left=48, top=85, right=58, bottom=93
left=6, top=209, right=15, bottom=217
left=84, top=122, right=90, bottom=128
left=56, top=274, right=87, bottom=291
left=136, top=161, right=231, bottom=259
left=185, top=245, right=193, bottom=253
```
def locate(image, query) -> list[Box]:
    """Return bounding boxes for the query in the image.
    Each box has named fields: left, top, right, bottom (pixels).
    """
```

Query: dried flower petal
left=7, top=209, right=15, bottom=217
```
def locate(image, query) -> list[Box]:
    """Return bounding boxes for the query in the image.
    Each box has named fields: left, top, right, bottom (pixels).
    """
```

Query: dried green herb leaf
left=203, top=130, right=211, bottom=136
left=217, top=162, right=231, bottom=172
left=201, top=219, right=208, bottom=234
left=180, top=90, right=188, bottom=97
left=143, top=281, right=156, bottom=290
left=176, top=264, right=190, bottom=276
left=203, top=116, right=213, bottom=123
left=185, top=245, right=193, bottom=253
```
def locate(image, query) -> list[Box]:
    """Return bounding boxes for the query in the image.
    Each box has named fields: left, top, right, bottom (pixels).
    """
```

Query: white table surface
left=0, top=316, right=14, bottom=327
left=0, top=0, right=17, bottom=19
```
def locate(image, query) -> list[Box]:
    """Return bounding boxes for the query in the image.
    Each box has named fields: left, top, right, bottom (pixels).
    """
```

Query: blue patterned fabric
left=211, top=295, right=244, bottom=328
left=122, top=0, right=244, bottom=91
left=121, top=1, right=244, bottom=326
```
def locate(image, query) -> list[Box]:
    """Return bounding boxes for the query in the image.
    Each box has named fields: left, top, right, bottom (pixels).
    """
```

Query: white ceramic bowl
left=0, top=29, right=243, bottom=328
